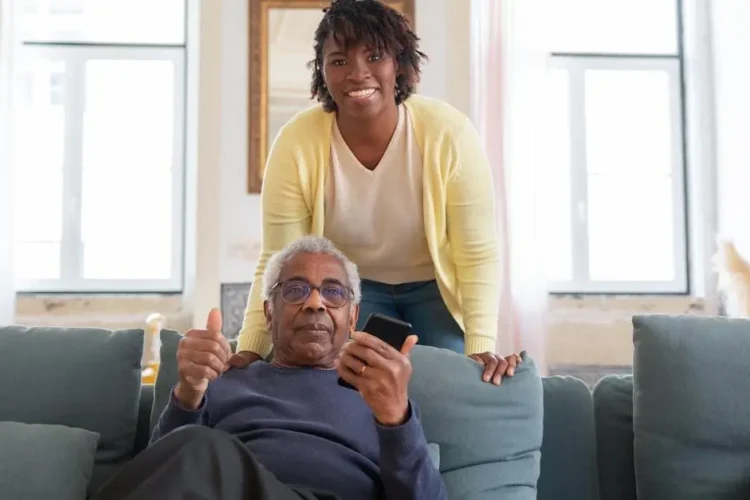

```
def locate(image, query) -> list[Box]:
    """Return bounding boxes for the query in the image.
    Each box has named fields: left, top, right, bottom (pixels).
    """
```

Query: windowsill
left=547, top=294, right=711, bottom=366
left=549, top=293, right=707, bottom=309
left=14, top=293, right=192, bottom=333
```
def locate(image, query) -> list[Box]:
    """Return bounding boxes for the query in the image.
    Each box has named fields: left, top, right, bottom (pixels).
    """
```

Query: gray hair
left=262, top=236, right=362, bottom=305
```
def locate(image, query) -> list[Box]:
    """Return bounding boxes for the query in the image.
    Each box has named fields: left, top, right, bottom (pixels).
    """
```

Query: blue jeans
left=356, top=279, right=464, bottom=353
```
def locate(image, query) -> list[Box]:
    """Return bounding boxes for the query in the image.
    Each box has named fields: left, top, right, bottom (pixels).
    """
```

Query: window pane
left=584, top=67, right=678, bottom=283
left=83, top=241, right=172, bottom=280
left=14, top=168, right=63, bottom=242
left=587, top=174, right=676, bottom=281
left=15, top=242, right=60, bottom=280
left=83, top=59, right=176, bottom=171
left=585, top=69, right=674, bottom=176
left=14, top=58, right=65, bottom=243
left=541, top=69, right=573, bottom=282
left=548, top=0, right=678, bottom=54
left=15, top=58, right=65, bottom=171
left=81, top=169, right=173, bottom=280
left=19, top=0, right=185, bottom=45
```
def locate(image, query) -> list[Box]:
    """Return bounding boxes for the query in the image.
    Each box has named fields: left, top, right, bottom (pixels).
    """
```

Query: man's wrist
left=174, top=383, right=204, bottom=411
left=375, top=402, right=410, bottom=427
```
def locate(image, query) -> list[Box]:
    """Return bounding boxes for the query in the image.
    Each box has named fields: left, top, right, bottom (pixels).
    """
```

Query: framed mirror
left=247, top=0, right=415, bottom=193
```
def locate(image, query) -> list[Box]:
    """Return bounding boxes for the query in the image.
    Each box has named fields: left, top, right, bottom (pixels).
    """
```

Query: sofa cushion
left=633, top=315, right=750, bottom=499
left=593, top=375, right=636, bottom=500
left=0, top=326, right=143, bottom=494
left=537, top=376, right=598, bottom=500
left=0, top=421, right=99, bottom=500
left=155, top=332, right=542, bottom=498
left=408, top=347, right=543, bottom=499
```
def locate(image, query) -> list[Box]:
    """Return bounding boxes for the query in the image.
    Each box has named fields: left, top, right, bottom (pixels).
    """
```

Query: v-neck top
left=324, top=105, right=435, bottom=284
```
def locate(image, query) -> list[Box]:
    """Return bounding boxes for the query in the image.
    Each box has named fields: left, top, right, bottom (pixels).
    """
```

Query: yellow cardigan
left=238, top=95, right=500, bottom=356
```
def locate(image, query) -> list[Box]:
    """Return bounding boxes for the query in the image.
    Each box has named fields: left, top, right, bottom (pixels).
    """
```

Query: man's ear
left=263, top=300, right=273, bottom=332
left=349, top=303, right=359, bottom=332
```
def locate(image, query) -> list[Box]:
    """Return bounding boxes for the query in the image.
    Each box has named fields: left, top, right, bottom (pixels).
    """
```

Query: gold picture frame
left=247, top=0, right=415, bottom=193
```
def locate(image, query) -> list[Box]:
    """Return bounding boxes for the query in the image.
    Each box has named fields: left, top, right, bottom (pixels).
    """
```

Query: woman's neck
left=336, top=103, right=400, bottom=151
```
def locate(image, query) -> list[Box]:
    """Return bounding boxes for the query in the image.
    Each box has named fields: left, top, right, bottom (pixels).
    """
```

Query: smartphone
left=338, top=313, right=413, bottom=390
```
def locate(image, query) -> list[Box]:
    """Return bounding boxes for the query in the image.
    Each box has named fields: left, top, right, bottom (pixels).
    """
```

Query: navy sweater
left=152, top=362, right=447, bottom=500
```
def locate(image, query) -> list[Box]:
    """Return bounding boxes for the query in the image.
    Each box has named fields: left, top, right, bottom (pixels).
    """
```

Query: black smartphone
left=337, top=313, right=413, bottom=390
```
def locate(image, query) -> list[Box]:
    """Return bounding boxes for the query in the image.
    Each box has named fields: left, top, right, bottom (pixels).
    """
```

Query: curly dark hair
left=309, top=0, right=428, bottom=112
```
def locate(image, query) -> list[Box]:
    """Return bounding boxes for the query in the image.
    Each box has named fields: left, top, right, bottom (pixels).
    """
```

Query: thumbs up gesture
left=174, top=308, right=232, bottom=410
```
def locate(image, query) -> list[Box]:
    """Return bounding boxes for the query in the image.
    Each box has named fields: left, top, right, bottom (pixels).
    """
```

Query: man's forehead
left=279, top=252, right=348, bottom=283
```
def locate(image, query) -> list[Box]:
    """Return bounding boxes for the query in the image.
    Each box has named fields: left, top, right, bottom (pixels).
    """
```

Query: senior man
left=92, top=235, right=447, bottom=500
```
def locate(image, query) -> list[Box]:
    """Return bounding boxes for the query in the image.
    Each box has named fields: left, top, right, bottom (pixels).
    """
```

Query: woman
left=230, top=0, right=519, bottom=384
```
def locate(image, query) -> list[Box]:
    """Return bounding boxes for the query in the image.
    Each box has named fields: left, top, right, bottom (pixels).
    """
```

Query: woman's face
left=321, top=35, right=399, bottom=121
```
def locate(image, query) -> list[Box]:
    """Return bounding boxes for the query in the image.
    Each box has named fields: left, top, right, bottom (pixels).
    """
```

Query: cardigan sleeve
left=237, top=129, right=312, bottom=356
left=445, top=119, right=501, bottom=355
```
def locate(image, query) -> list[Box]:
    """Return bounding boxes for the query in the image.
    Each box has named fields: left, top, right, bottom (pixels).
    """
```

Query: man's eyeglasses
left=271, top=279, right=354, bottom=308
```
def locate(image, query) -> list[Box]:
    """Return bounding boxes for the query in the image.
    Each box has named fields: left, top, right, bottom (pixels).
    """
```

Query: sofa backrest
left=593, top=375, right=636, bottom=500
left=538, top=376, right=599, bottom=500
left=0, top=326, right=145, bottom=496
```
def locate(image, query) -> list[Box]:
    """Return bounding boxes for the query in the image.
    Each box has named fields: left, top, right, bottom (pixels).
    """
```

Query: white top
left=324, top=105, right=435, bottom=284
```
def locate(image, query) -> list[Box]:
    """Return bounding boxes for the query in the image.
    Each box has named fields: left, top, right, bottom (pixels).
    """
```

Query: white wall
left=218, top=0, right=471, bottom=284
left=711, top=0, right=750, bottom=258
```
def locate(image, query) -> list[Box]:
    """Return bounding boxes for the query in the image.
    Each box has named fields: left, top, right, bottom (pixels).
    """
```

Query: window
left=13, top=0, right=186, bottom=292
left=541, top=0, right=687, bottom=294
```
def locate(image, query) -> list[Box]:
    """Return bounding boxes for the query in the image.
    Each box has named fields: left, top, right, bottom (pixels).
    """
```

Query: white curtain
left=471, top=0, right=550, bottom=372
left=0, top=0, right=16, bottom=326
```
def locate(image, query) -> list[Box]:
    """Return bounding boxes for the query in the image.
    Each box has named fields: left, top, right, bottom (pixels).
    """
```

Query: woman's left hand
left=468, top=352, right=522, bottom=385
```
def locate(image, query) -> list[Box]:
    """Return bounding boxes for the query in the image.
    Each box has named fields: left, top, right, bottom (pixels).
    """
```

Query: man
left=93, top=235, right=447, bottom=500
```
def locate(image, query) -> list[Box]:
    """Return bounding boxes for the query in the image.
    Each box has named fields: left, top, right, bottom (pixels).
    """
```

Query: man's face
left=264, top=252, right=358, bottom=368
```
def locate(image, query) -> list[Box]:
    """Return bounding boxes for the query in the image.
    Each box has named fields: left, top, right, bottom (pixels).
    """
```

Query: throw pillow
left=409, top=346, right=543, bottom=499
left=633, top=315, right=750, bottom=499
left=0, top=421, right=99, bottom=500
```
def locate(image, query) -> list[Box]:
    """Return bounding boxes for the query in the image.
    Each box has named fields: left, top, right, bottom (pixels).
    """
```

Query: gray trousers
left=91, top=425, right=340, bottom=500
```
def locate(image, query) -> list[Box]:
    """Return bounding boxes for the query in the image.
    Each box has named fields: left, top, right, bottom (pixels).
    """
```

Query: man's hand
left=469, top=352, right=522, bottom=385
left=226, top=351, right=263, bottom=369
left=336, top=332, right=418, bottom=426
left=174, top=308, right=232, bottom=410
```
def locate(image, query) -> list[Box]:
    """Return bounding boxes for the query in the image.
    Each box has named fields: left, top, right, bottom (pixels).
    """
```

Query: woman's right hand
left=227, top=350, right=264, bottom=369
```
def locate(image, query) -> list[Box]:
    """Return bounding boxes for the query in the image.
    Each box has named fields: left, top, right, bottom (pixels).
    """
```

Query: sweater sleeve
left=376, top=402, right=448, bottom=500
left=150, top=387, right=209, bottom=444
left=446, top=118, right=501, bottom=355
left=237, top=128, right=313, bottom=357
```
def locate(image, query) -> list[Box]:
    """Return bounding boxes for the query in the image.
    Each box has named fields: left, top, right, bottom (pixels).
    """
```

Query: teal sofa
left=0, top=324, right=594, bottom=500
left=4, top=315, right=748, bottom=499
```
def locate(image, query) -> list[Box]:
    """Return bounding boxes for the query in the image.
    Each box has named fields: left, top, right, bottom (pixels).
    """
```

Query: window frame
left=14, top=42, right=186, bottom=293
left=545, top=1, right=689, bottom=295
